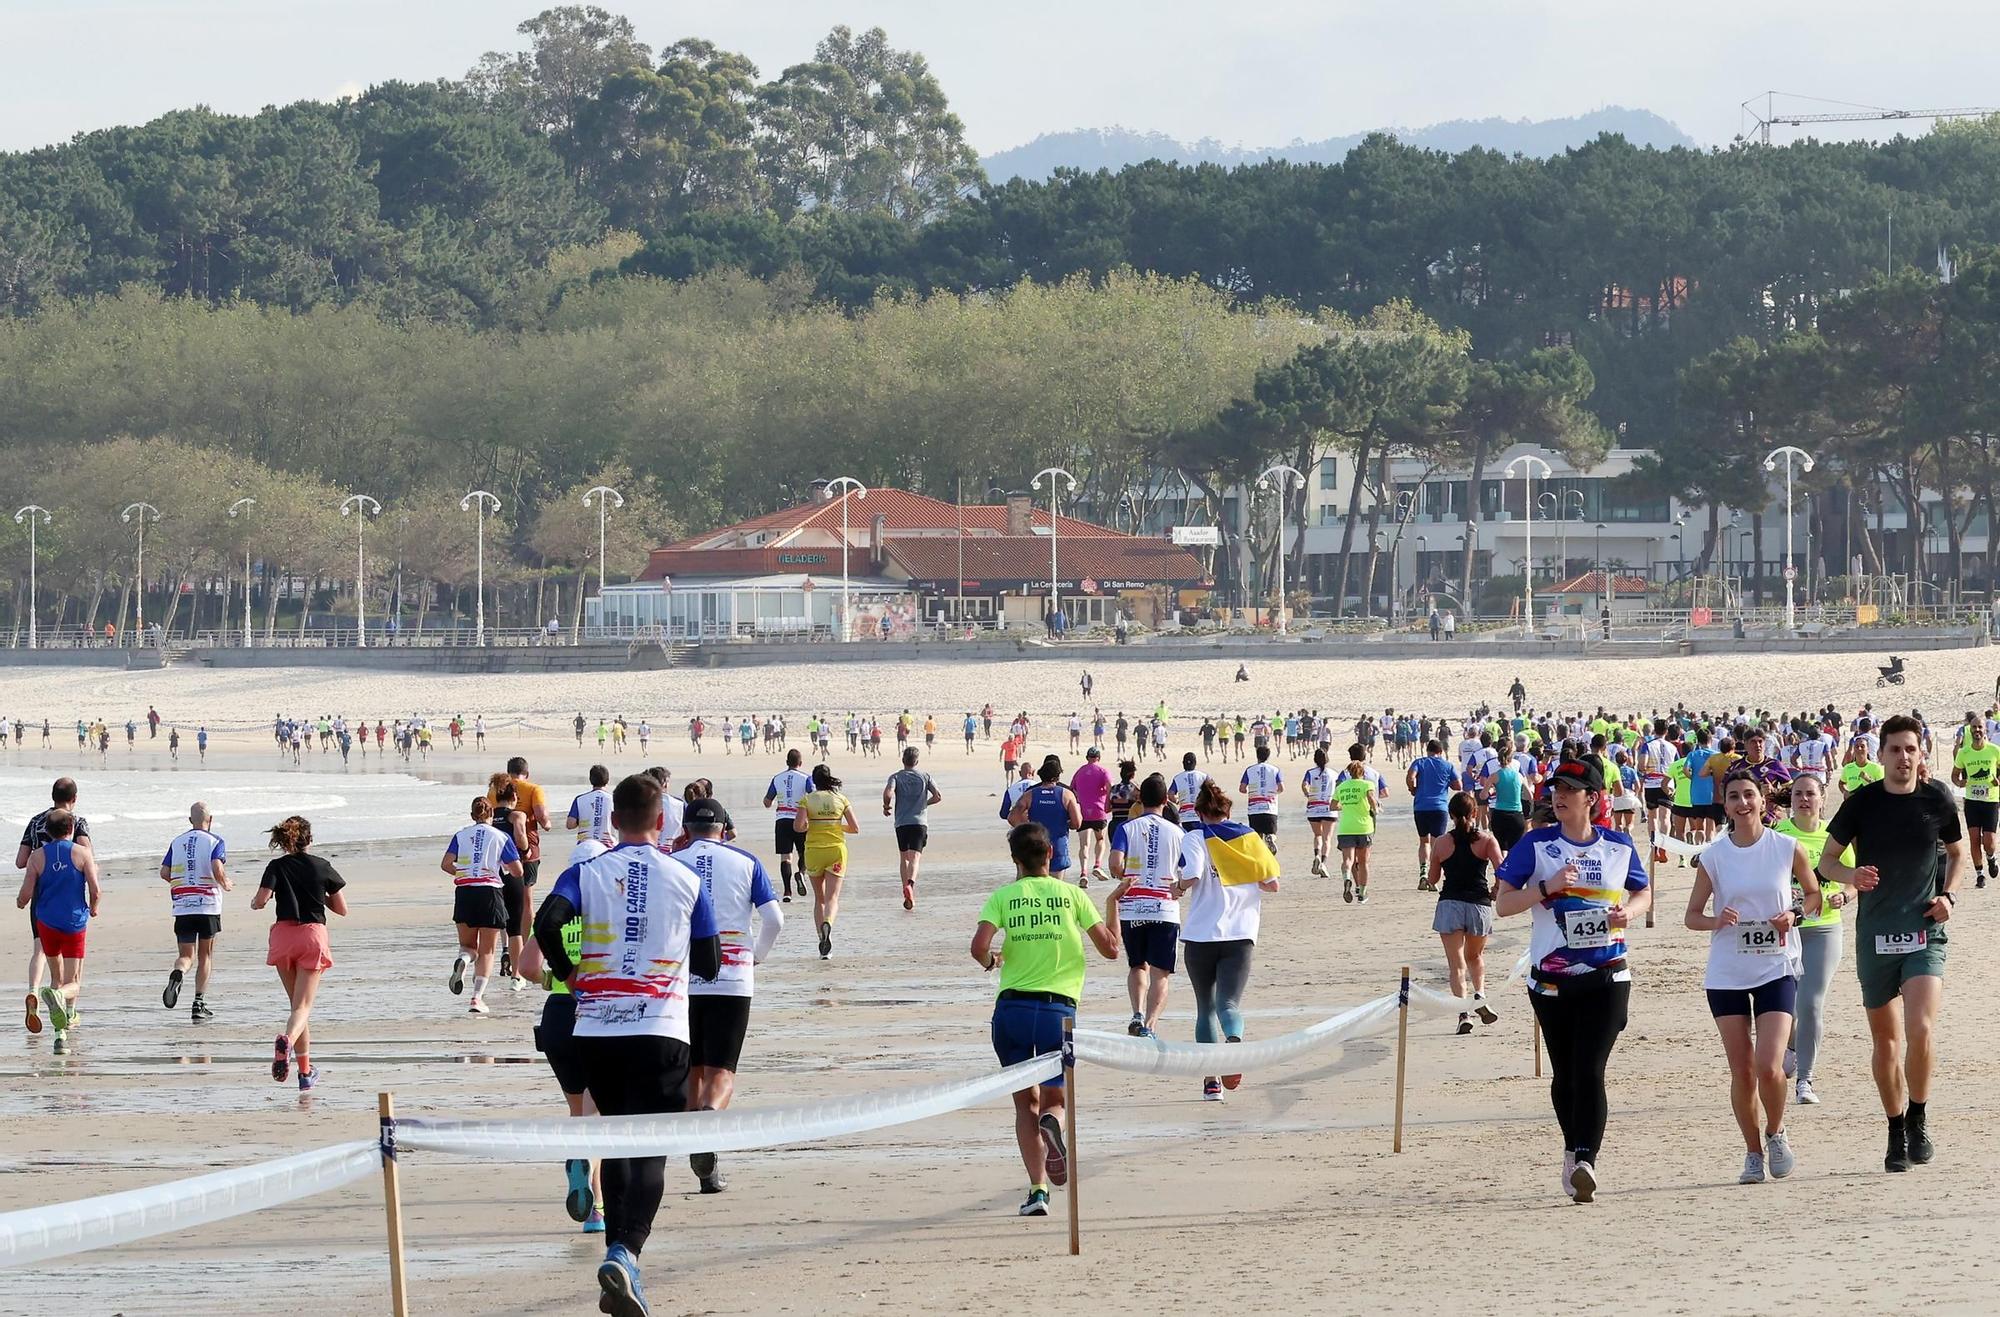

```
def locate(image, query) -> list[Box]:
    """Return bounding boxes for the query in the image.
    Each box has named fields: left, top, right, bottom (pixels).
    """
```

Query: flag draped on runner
left=1202, top=820, right=1280, bottom=886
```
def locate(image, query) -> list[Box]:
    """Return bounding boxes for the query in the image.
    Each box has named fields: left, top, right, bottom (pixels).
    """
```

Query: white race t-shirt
left=1171, top=770, right=1208, bottom=805
left=445, top=822, right=518, bottom=890
left=567, top=788, right=614, bottom=844
left=1111, top=812, right=1184, bottom=924
left=767, top=769, right=812, bottom=819
left=1302, top=766, right=1333, bottom=819
left=1178, top=828, right=1263, bottom=942
left=1699, top=827, right=1803, bottom=990
left=678, top=838, right=780, bottom=998
left=560, top=843, right=711, bottom=1042
left=163, top=827, right=227, bottom=916
left=1239, top=763, right=1282, bottom=816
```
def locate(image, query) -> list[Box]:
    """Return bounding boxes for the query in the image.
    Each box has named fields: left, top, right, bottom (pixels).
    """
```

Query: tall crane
left=1738, top=91, right=2000, bottom=145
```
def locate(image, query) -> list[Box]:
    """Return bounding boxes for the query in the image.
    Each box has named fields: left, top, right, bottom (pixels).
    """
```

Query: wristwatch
left=1940, top=891, right=1957, bottom=906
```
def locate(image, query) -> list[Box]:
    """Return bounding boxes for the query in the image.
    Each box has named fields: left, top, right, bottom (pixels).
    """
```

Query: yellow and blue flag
left=1201, top=820, right=1280, bottom=886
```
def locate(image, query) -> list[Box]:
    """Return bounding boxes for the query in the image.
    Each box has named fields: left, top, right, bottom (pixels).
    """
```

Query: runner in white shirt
left=159, top=803, right=232, bottom=1022
left=1107, top=776, right=1185, bottom=1039
left=1683, top=770, right=1818, bottom=1184
left=1169, top=753, right=1208, bottom=827
left=1638, top=720, right=1679, bottom=858
left=1302, top=749, right=1335, bottom=877
left=566, top=765, right=616, bottom=845
left=1794, top=727, right=1830, bottom=782
left=1239, top=746, right=1283, bottom=853
left=442, top=796, right=523, bottom=1015
left=762, top=749, right=813, bottom=901
left=1068, top=713, right=1084, bottom=751
left=679, top=799, right=784, bottom=1194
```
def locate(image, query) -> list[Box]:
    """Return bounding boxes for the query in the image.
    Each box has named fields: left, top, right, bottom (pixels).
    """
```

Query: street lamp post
left=1595, top=522, right=1608, bottom=616
left=822, top=477, right=867, bottom=641
left=581, top=485, right=625, bottom=642
left=227, top=497, right=256, bottom=648
left=1763, top=445, right=1816, bottom=629
left=120, top=502, right=160, bottom=645
left=1255, top=464, right=1306, bottom=633
left=1505, top=455, right=1552, bottom=635
left=1032, top=467, right=1079, bottom=633
left=14, top=505, right=49, bottom=649
left=461, top=490, right=501, bottom=646
left=339, top=495, right=381, bottom=647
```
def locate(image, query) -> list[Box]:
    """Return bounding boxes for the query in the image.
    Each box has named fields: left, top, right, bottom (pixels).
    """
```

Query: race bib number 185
left=1874, top=929, right=1928, bottom=956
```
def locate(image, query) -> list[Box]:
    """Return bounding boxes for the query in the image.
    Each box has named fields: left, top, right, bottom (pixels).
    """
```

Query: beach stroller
left=1877, top=656, right=1907, bottom=687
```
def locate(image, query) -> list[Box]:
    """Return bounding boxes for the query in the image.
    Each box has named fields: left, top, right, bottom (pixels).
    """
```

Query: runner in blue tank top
left=1009, top=755, right=1084, bottom=884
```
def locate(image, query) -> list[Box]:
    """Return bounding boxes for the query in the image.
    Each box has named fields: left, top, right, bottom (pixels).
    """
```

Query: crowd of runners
left=12, top=676, right=1998, bottom=1316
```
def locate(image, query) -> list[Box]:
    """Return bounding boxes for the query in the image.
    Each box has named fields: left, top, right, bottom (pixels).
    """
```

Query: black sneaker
left=162, top=968, right=183, bottom=1009
left=1908, top=1110, right=1934, bottom=1164
left=818, top=922, right=833, bottom=958
left=1886, top=1123, right=1911, bottom=1172
left=1457, top=1012, right=1474, bottom=1035
left=499, top=949, right=514, bottom=980
left=191, top=997, right=213, bottom=1022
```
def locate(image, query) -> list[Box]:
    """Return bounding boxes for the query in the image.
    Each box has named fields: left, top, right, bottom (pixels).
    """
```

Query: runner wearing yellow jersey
left=1776, top=773, right=1850, bottom=1106
left=1950, top=720, right=2000, bottom=887
left=795, top=765, right=859, bottom=959
left=1334, top=751, right=1377, bottom=904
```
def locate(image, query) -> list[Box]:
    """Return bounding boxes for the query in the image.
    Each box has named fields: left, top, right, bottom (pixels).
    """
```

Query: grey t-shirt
left=889, top=769, right=934, bottom=828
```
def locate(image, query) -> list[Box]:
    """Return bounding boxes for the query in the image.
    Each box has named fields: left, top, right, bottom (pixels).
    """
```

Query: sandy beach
left=3, top=651, right=1999, bottom=1317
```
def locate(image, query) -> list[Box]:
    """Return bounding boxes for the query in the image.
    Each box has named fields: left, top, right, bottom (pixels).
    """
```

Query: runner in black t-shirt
left=1822, top=714, right=1967, bottom=1172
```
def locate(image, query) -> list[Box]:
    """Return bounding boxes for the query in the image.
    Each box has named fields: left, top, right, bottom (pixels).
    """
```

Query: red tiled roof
left=1548, top=571, right=1651, bottom=596
left=884, top=536, right=1207, bottom=588
left=656, top=488, right=1115, bottom=553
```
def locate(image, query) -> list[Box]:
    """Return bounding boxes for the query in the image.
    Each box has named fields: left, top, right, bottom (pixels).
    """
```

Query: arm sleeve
left=1494, top=835, right=1538, bottom=889
left=532, top=888, right=579, bottom=981
left=752, top=899, right=784, bottom=961
left=688, top=887, right=721, bottom=980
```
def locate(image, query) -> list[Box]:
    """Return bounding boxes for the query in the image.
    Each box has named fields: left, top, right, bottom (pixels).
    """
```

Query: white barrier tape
left=0, top=1140, right=379, bottom=1270
left=394, top=1053, right=1063, bottom=1160
left=1655, top=833, right=1708, bottom=860
left=1405, top=949, right=1535, bottom=1018
left=1071, top=995, right=1399, bottom=1077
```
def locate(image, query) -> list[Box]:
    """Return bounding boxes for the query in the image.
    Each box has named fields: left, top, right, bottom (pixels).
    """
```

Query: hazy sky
left=6, top=0, right=1998, bottom=154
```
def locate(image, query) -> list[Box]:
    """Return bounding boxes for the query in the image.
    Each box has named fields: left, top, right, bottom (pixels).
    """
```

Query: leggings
left=1528, top=980, right=1630, bottom=1162
left=1184, top=939, right=1254, bottom=1043
left=1793, top=924, right=1843, bottom=1083
left=576, top=1035, right=690, bottom=1255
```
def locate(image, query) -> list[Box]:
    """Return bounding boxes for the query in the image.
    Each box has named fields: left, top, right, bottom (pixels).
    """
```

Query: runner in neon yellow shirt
left=1774, top=774, right=1851, bottom=1106
left=1334, top=752, right=1378, bottom=903
left=1952, top=722, right=2000, bottom=886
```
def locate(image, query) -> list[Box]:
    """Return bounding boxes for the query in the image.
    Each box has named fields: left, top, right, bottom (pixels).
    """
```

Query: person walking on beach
left=16, top=810, right=99, bottom=1054
left=679, top=798, right=784, bottom=1194
left=161, top=803, right=231, bottom=1023
left=1494, top=759, right=1651, bottom=1202
left=1684, top=770, right=1817, bottom=1183
left=533, top=771, right=719, bottom=1317
left=796, top=765, right=858, bottom=959
left=1107, top=773, right=1182, bottom=1039
left=1819, top=713, right=1966, bottom=1172
left=443, top=796, right=522, bottom=1016
left=884, top=747, right=941, bottom=911
left=251, top=816, right=346, bottom=1090
left=971, top=822, right=1118, bottom=1218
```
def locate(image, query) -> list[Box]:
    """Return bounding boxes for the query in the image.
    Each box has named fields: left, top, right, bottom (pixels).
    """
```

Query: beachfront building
left=586, top=488, right=1209, bottom=640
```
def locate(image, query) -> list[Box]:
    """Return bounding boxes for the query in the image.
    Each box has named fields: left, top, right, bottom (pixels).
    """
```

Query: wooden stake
left=1062, top=1016, right=1080, bottom=1256
left=378, top=1092, right=410, bottom=1317
left=1533, top=1014, right=1543, bottom=1077
left=1645, top=827, right=1658, bottom=928
left=1392, top=965, right=1410, bottom=1153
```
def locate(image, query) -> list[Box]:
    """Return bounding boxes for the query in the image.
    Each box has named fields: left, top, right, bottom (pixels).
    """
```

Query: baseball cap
left=684, top=798, right=731, bottom=831
left=1549, top=760, right=1604, bottom=792
left=1085, top=746, right=1102, bottom=759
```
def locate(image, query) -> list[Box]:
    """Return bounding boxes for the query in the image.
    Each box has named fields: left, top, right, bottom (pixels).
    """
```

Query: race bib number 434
left=1559, top=907, right=1614, bottom=950
left=1874, top=929, right=1928, bottom=956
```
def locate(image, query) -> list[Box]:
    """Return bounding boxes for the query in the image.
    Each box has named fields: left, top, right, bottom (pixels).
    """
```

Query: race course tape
left=393, top=1053, right=1063, bottom=1159
left=1655, top=833, right=1708, bottom=859
left=0, top=1140, right=379, bottom=1270
left=1073, top=995, right=1398, bottom=1077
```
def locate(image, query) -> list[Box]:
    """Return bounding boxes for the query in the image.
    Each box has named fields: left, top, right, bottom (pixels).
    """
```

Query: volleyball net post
left=378, top=1092, right=411, bottom=1317
left=1062, top=1016, right=1081, bottom=1256
left=1392, top=966, right=1410, bottom=1153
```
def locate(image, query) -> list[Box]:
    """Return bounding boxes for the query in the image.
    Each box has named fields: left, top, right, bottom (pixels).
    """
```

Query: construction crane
left=1738, top=91, right=2000, bottom=145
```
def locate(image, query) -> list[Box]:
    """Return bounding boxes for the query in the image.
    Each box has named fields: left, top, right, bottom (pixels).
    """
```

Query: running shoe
left=1795, top=1078, right=1819, bottom=1105
left=1907, top=1109, right=1934, bottom=1164
left=1782, top=1047, right=1796, bottom=1079
left=1127, top=1012, right=1144, bottom=1037
left=1356, top=886, right=1369, bottom=905
left=1078, top=875, right=1089, bottom=890
left=449, top=954, right=468, bottom=996
left=163, top=968, right=184, bottom=1009
left=52, top=1031, right=67, bottom=1055
left=191, top=997, right=213, bottom=1023
left=1039, top=1114, right=1069, bottom=1186
left=1473, top=994, right=1499, bottom=1025
left=468, top=997, right=489, bottom=1015
left=902, top=888, right=915, bottom=912
left=1309, top=856, right=1324, bottom=878
left=1221, top=1038, right=1242, bottom=1090
left=566, top=1159, right=595, bottom=1222
left=597, top=1242, right=649, bottom=1317
left=818, top=922, right=833, bottom=959
left=1018, top=1188, right=1050, bottom=1216
left=1766, top=1130, right=1795, bottom=1179
left=1885, top=1124, right=1910, bottom=1173
left=499, top=949, right=513, bottom=980
left=1136, top=1025, right=1156, bottom=1040
left=509, top=975, right=525, bottom=993
left=1738, top=1152, right=1766, bottom=1184
left=298, top=1065, right=320, bottom=1091
left=698, top=1163, right=728, bottom=1195
left=1202, top=1078, right=1223, bottom=1101
left=272, top=1034, right=291, bottom=1083
left=37, top=986, right=69, bottom=1035
left=582, top=1209, right=605, bottom=1234
left=1342, top=876, right=1355, bottom=904
left=1457, top=1012, right=1474, bottom=1036
left=1989, top=855, right=1997, bottom=881
left=23, top=991, right=39, bottom=1035
left=1568, top=1159, right=1597, bottom=1202
left=1561, top=1151, right=1577, bottom=1199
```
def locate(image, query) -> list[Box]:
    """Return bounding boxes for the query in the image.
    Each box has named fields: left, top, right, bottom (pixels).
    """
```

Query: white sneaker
left=467, top=997, right=489, bottom=1015
left=1561, top=1151, right=1577, bottom=1199
left=1739, top=1152, right=1766, bottom=1184
left=509, top=976, right=526, bottom=993
left=1795, top=1078, right=1820, bottom=1105
left=1569, top=1158, right=1597, bottom=1203
left=1782, top=1047, right=1797, bottom=1079
left=1766, top=1130, right=1795, bottom=1179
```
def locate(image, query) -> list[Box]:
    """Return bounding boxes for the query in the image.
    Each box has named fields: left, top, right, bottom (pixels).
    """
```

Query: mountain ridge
left=979, top=107, right=1697, bottom=180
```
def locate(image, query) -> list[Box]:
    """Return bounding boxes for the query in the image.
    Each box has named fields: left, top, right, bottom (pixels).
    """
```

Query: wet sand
left=4, top=658, right=2000, bottom=1316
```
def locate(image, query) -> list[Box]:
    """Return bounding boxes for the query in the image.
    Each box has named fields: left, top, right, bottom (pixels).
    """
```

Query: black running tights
left=1528, top=981, right=1629, bottom=1162
left=576, top=1035, right=690, bottom=1254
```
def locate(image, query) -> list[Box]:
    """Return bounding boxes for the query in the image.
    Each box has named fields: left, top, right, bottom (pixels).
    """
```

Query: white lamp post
left=1504, top=455, right=1552, bottom=635
left=339, top=495, right=381, bottom=647
left=461, top=490, right=501, bottom=645
left=1031, top=467, right=1080, bottom=633
left=120, top=501, right=160, bottom=645
left=227, top=497, right=256, bottom=647
left=823, top=477, right=867, bottom=641
left=1763, top=445, right=1816, bottom=630
left=580, top=484, right=624, bottom=642
left=14, top=505, right=49, bottom=649
left=1255, top=464, right=1306, bottom=633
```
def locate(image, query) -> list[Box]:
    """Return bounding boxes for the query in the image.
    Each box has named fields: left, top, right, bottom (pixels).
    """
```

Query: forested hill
left=979, top=108, right=1697, bottom=181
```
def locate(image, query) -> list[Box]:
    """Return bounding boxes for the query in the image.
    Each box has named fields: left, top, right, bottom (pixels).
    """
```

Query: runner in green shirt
left=1334, top=752, right=1378, bottom=903
left=1951, top=721, right=2000, bottom=886
left=971, top=822, right=1117, bottom=1218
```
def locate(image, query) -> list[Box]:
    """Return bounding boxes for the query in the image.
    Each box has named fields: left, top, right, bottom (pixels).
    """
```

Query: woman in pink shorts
left=249, top=815, right=347, bottom=1090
